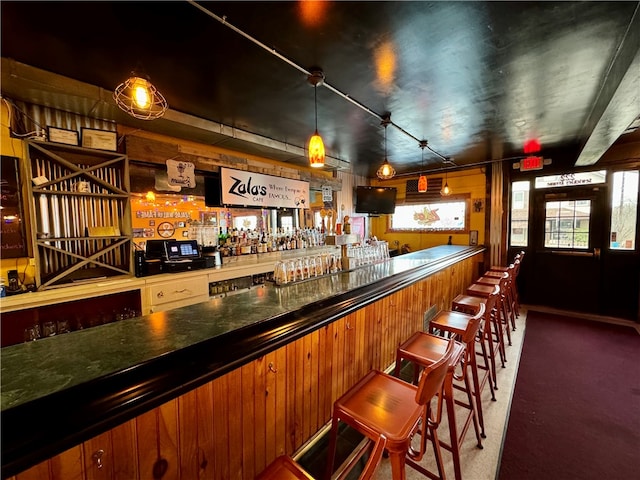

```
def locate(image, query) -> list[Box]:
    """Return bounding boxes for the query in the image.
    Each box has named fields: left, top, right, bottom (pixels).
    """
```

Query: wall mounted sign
left=166, top=159, right=196, bottom=188
left=47, top=126, right=79, bottom=146
left=220, top=168, right=310, bottom=209
left=322, top=185, right=333, bottom=202
left=81, top=128, right=117, bottom=151
left=534, top=170, right=606, bottom=189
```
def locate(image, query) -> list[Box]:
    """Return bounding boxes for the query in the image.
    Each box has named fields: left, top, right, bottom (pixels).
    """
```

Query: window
left=280, top=215, right=294, bottom=232
left=544, top=200, right=591, bottom=249
left=389, top=199, right=468, bottom=232
left=233, top=215, right=258, bottom=231
left=610, top=170, right=638, bottom=250
left=510, top=181, right=530, bottom=247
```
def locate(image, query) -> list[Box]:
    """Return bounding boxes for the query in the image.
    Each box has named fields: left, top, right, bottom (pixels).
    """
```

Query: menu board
left=1, top=156, right=28, bottom=258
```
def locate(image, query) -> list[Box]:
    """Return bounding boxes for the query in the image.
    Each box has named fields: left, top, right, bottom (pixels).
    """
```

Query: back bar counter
left=1, top=245, right=484, bottom=479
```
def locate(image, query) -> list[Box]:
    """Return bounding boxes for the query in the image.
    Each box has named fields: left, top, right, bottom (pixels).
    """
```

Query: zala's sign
left=221, top=168, right=309, bottom=209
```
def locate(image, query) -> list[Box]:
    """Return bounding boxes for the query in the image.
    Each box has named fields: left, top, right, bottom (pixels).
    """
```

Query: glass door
left=524, top=170, right=639, bottom=320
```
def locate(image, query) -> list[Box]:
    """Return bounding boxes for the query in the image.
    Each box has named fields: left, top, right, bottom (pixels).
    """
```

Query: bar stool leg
left=325, top=415, right=340, bottom=480
left=499, top=292, right=513, bottom=346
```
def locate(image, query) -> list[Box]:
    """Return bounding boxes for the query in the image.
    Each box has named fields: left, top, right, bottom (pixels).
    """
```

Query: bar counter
left=1, top=245, right=484, bottom=478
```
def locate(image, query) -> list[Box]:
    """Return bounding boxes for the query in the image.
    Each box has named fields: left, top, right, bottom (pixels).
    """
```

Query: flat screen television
left=355, top=186, right=397, bottom=215
left=204, top=174, right=222, bottom=207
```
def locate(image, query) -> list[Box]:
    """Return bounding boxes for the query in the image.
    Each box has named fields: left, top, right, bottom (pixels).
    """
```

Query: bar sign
left=322, top=185, right=332, bottom=202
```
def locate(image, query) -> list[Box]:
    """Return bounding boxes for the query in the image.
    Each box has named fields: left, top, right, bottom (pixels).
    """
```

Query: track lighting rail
left=188, top=0, right=451, bottom=166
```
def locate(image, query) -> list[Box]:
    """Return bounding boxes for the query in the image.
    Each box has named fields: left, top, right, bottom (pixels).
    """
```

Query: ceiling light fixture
left=418, top=140, right=428, bottom=193
left=377, top=116, right=395, bottom=180
left=441, top=162, right=452, bottom=196
left=113, top=71, right=168, bottom=120
left=307, top=69, right=325, bottom=168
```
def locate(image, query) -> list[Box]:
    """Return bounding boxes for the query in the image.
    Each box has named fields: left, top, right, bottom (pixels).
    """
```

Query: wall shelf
left=25, top=140, right=132, bottom=290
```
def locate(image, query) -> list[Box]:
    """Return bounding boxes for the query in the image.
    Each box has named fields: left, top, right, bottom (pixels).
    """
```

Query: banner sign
left=221, top=168, right=310, bottom=209
left=166, top=159, right=196, bottom=188
left=534, top=170, right=606, bottom=189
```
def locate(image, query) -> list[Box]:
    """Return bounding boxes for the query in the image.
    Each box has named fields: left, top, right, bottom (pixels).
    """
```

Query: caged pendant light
left=307, top=69, right=326, bottom=168
left=376, top=116, right=396, bottom=180
left=417, top=140, right=428, bottom=193
left=114, top=70, right=168, bottom=120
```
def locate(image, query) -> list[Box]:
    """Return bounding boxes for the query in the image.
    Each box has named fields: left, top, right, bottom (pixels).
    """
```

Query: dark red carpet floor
left=498, top=311, right=640, bottom=480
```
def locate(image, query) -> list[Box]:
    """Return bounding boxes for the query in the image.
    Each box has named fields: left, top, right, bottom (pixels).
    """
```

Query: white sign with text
left=220, top=168, right=310, bottom=209
left=166, top=159, right=196, bottom=188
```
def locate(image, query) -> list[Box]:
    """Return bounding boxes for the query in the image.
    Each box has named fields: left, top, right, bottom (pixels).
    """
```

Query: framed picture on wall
left=469, top=230, right=478, bottom=246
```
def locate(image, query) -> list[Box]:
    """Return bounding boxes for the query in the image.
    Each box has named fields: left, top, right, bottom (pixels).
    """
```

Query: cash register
left=136, top=239, right=208, bottom=276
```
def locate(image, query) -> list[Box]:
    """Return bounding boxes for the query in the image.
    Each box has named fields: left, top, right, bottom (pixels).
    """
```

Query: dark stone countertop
left=1, top=245, right=483, bottom=477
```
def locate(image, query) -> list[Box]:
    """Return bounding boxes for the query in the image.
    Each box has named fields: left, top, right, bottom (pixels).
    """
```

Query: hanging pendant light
left=114, top=70, right=168, bottom=120
left=417, top=140, right=428, bottom=193
left=441, top=165, right=452, bottom=196
left=377, top=116, right=395, bottom=180
left=307, top=70, right=325, bottom=168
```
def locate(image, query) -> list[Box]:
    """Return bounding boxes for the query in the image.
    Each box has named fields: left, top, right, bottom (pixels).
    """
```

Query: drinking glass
left=42, top=321, right=57, bottom=337
left=24, top=324, right=41, bottom=342
left=274, top=261, right=287, bottom=284
left=287, top=260, right=296, bottom=283
left=308, top=257, right=317, bottom=277
left=56, top=319, right=70, bottom=334
left=295, top=258, right=305, bottom=281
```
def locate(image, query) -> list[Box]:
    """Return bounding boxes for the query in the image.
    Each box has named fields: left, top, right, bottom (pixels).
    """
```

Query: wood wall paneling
left=13, top=256, right=477, bottom=480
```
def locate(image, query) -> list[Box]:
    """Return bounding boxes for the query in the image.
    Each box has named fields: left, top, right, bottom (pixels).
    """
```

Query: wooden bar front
left=4, top=247, right=482, bottom=480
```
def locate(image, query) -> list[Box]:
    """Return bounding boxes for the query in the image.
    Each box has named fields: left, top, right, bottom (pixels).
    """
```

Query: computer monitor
left=164, top=240, right=200, bottom=261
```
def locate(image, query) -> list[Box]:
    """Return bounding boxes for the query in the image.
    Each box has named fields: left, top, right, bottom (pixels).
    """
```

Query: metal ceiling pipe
left=187, top=0, right=451, bottom=163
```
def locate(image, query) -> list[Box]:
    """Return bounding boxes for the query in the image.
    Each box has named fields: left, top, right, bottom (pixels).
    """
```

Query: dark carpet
left=498, top=311, right=640, bottom=480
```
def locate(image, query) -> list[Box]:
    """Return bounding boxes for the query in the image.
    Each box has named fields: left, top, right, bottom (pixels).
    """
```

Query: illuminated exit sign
left=514, top=156, right=551, bottom=171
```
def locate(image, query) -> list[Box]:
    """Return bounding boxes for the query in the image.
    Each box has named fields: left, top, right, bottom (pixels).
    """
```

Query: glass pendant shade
left=418, top=174, right=428, bottom=193
left=114, top=72, right=168, bottom=120
left=376, top=158, right=395, bottom=180
left=308, top=71, right=326, bottom=168
left=309, top=131, right=325, bottom=168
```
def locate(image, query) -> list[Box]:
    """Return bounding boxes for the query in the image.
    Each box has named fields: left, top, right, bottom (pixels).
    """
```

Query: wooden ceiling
left=1, top=1, right=639, bottom=178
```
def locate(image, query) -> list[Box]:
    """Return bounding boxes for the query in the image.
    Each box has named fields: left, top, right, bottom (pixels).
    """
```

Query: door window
left=509, top=181, right=530, bottom=247
left=610, top=170, right=638, bottom=250
left=544, top=200, right=591, bottom=249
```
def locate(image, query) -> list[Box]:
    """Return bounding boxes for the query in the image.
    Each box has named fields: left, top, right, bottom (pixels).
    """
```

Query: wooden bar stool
left=483, top=265, right=517, bottom=331
left=258, top=435, right=387, bottom=480
left=473, top=272, right=512, bottom=345
left=490, top=251, right=525, bottom=317
left=464, top=283, right=508, bottom=366
left=394, top=304, right=486, bottom=480
left=325, top=337, right=456, bottom=480
left=450, top=286, right=503, bottom=390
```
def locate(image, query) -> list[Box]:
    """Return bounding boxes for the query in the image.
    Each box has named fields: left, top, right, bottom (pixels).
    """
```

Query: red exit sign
left=520, top=156, right=544, bottom=171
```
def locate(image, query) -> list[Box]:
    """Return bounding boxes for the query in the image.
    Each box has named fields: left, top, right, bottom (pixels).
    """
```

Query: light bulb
left=132, top=78, right=151, bottom=109
left=376, top=159, right=395, bottom=180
